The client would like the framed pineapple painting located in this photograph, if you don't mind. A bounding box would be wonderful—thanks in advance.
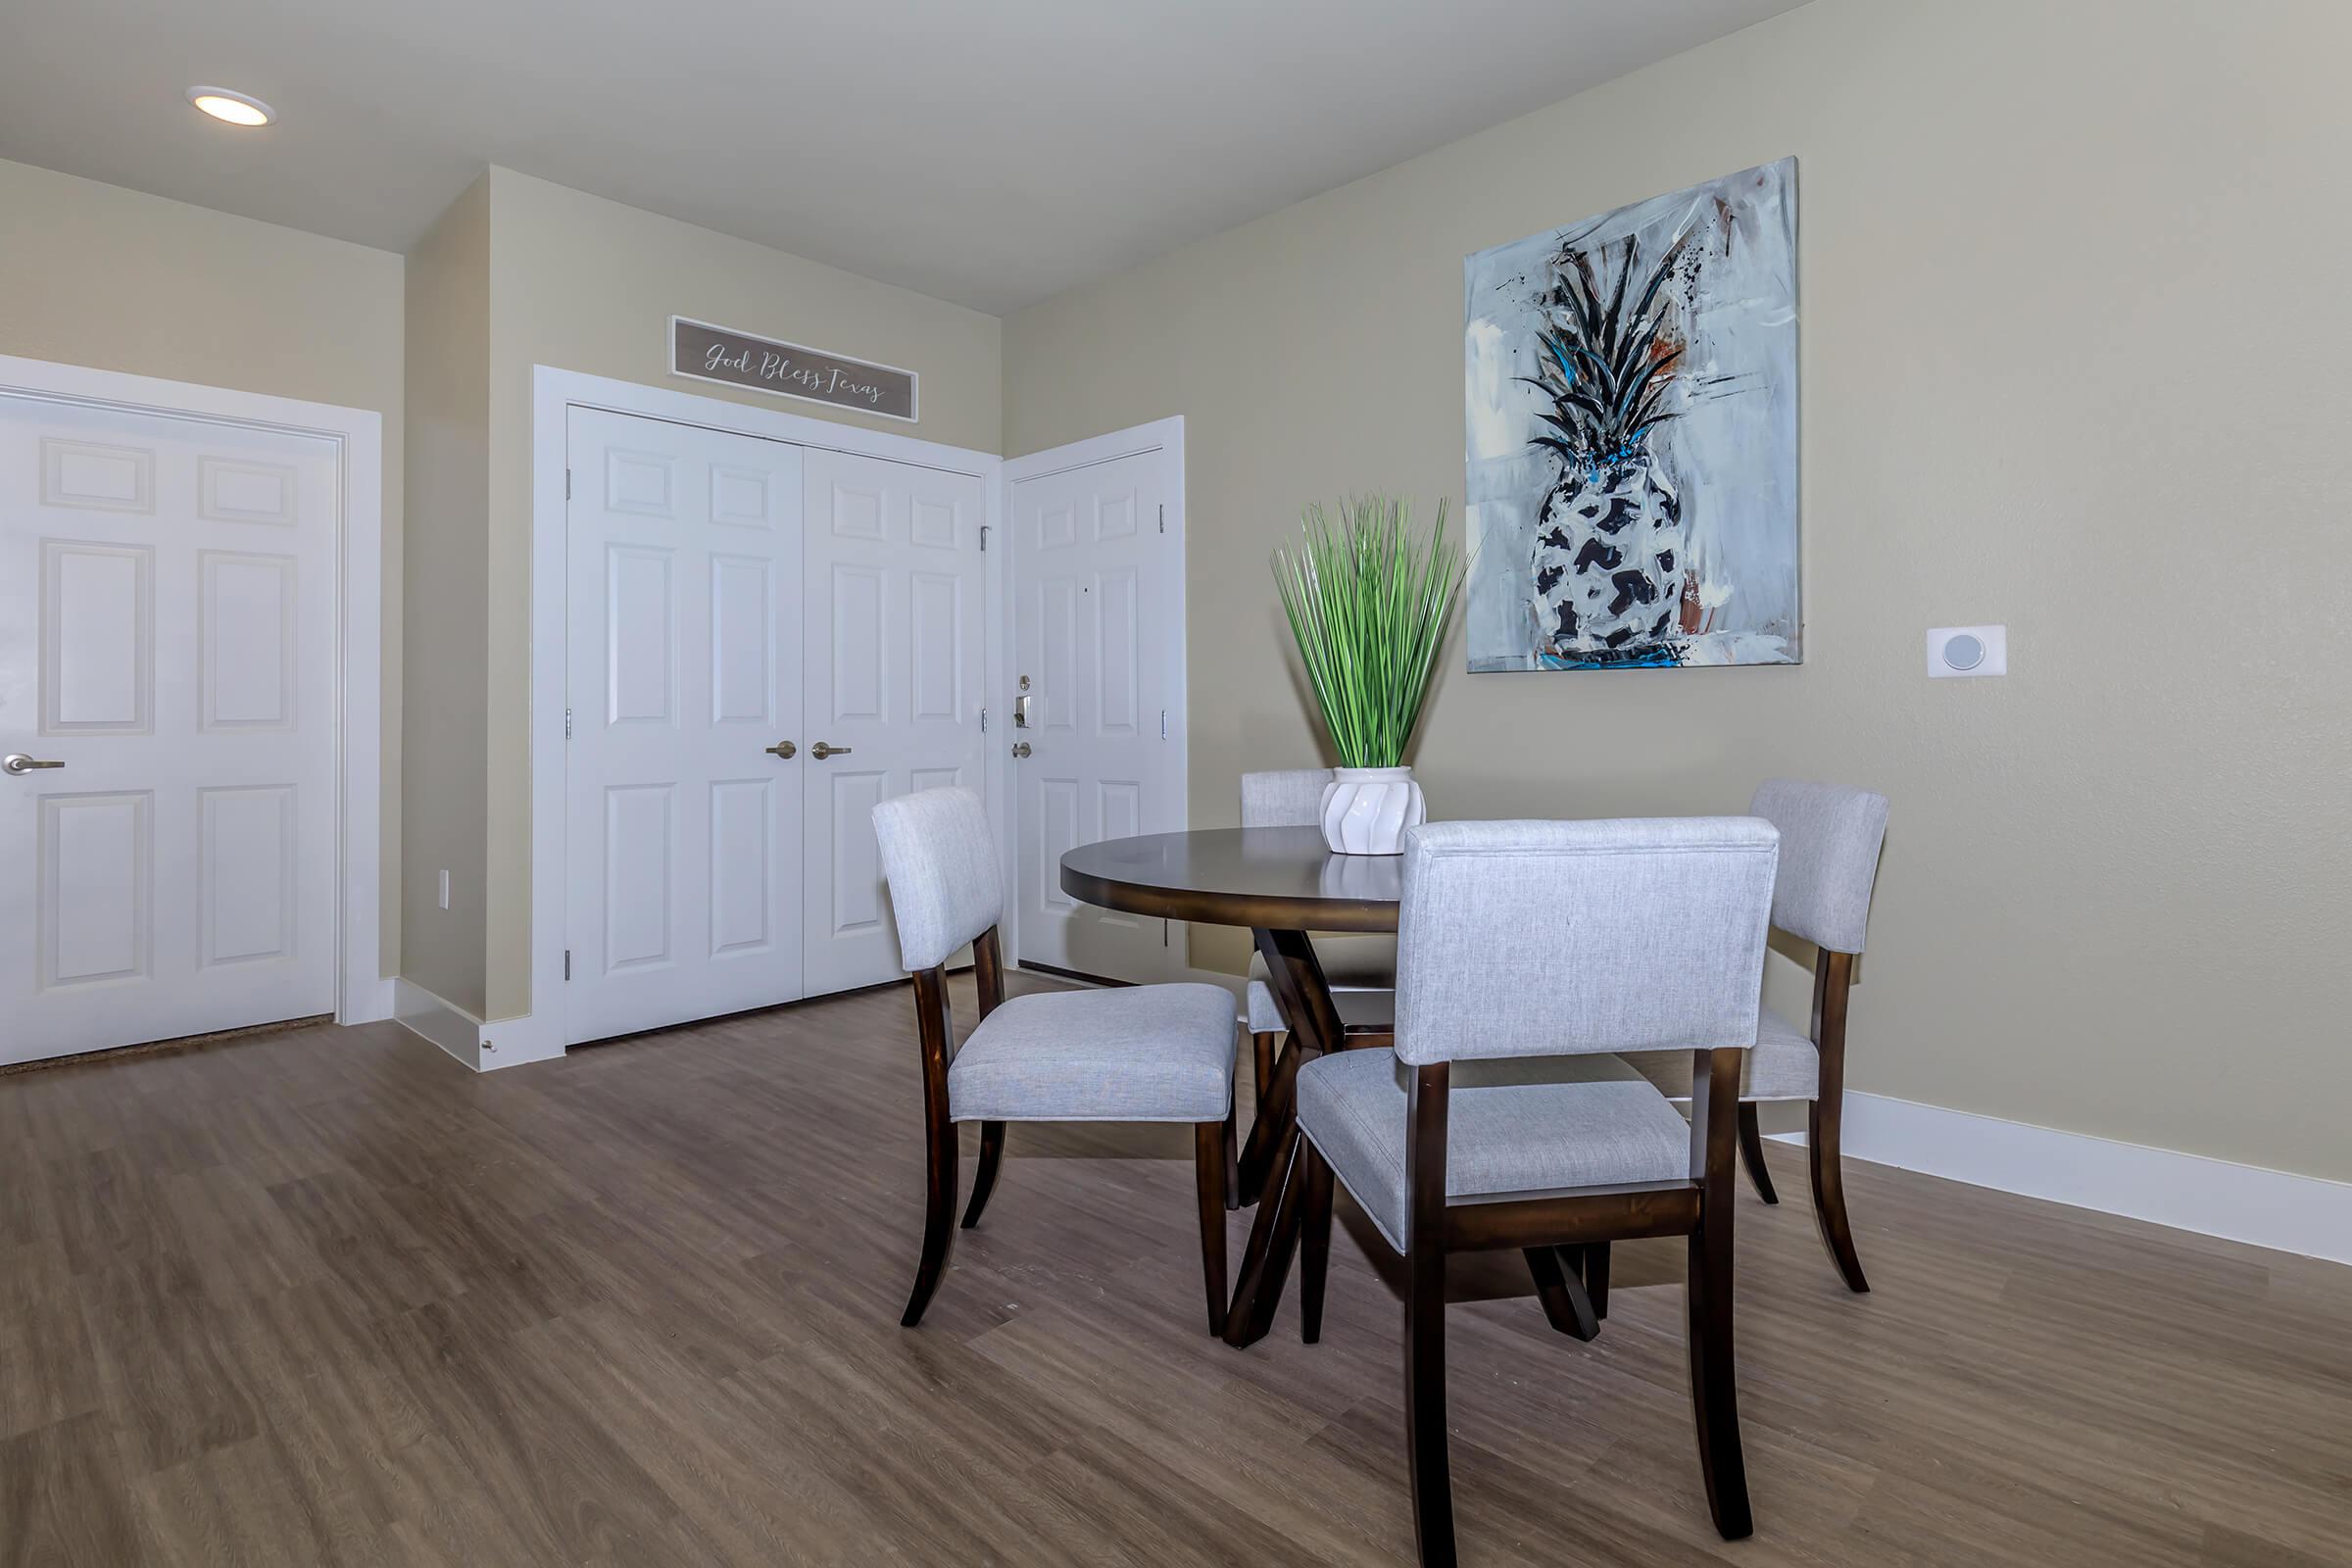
[1463,157,1798,670]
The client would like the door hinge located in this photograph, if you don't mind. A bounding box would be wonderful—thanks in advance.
[1162,918,1169,948]
[980,707,988,733]
[1157,504,1165,535]
[564,950,571,981]
[565,467,573,501]
[1160,709,1167,740]
[979,524,990,552]
[564,707,573,739]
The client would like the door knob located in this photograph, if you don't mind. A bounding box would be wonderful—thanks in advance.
[1010,742,1032,759]
[764,741,797,760]
[809,742,852,760]
[3,755,64,776]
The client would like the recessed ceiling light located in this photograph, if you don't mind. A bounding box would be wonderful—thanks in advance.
[187,86,274,127]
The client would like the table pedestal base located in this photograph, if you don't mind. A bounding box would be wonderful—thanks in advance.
[1226,927,1348,1348]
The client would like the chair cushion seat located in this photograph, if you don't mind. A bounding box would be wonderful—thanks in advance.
[1244,934,1397,1032]
[1620,1005,1818,1103]
[1296,1048,1692,1253]
[947,983,1237,1123]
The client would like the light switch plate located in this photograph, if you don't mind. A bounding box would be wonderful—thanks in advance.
[1927,624,2006,678]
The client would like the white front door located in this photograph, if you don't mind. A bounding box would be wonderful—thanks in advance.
[1007,438,1184,981]
[564,408,806,1043]
[0,396,338,1063]
[801,449,989,995]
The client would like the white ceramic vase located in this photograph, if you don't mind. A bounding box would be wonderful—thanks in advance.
[1318,766,1425,856]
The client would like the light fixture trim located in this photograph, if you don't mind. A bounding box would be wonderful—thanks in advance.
[187,86,274,127]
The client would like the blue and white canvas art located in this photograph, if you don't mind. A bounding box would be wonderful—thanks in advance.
[1463,158,1798,671]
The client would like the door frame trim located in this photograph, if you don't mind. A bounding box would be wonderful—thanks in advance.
[0,352,390,1034]
[998,416,1188,972]
[523,366,1005,1063]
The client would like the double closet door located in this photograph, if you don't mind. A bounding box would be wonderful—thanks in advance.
[564,407,987,1045]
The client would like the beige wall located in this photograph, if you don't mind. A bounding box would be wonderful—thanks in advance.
[465,169,1003,1018]
[0,158,408,981]
[1004,0,2352,1180]
[400,176,492,1015]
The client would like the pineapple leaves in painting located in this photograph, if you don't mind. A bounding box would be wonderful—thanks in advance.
[1526,230,1695,468]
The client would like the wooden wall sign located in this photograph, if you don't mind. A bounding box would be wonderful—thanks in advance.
[669,316,918,422]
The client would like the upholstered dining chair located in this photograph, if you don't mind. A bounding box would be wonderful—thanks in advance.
[1622,779,1889,1293]
[1291,817,1781,1564]
[872,787,1239,1334]
[1240,768,1397,1092]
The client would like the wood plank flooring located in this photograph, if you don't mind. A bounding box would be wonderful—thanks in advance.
[3,971,2347,1566]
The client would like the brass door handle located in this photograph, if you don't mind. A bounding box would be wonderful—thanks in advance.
[810,742,851,760]
[764,741,797,760]
[3,755,64,776]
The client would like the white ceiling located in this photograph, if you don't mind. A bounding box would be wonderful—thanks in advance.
[0,0,1806,316]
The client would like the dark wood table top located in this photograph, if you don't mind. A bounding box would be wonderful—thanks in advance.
[1058,827,1401,933]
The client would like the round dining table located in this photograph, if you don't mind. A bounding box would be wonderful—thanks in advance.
[1060,826,1400,1348]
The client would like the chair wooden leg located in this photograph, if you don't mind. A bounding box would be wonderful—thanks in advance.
[900,1113,958,1328]
[1808,1095,1871,1294]
[901,972,959,1330]
[1298,1139,1333,1345]
[1222,1099,1241,1212]
[1252,1031,1279,1100]
[1689,1048,1753,1541]
[1688,1210,1752,1538]
[1195,1120,1229,1337]
[1737,1103,1779,1205]
[959,1120,1005,1229]
[1405,1239,1456,1568]
[1525,1246,1599,1342]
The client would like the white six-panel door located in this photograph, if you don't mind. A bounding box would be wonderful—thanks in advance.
[0,397,338,1063]
[1009,446,1182,982]
[564,408,806,1043]
[801,449,989,995]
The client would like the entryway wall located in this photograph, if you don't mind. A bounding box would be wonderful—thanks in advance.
[0,156,407,987]
[399,167,1004,1036]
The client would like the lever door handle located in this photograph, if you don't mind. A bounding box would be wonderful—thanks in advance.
[809,742,852,760]
[1010,741,1032,759]
[764,741,797,760]
[3,755,64,776]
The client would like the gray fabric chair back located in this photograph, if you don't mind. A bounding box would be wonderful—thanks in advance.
[871,787,1004,972]
[1390,817,1780,1067]
[1240,768,1334,828]
[1748,779,1888,954]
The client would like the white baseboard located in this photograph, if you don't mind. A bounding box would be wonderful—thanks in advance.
[1771,1090,2352,1266]
[347,976,397,1025]
[392,978,484,1070]
[474,1009,564,1069]
[391,980,564,1073]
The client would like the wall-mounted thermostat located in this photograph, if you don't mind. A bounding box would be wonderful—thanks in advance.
[1927,624,2006,678]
